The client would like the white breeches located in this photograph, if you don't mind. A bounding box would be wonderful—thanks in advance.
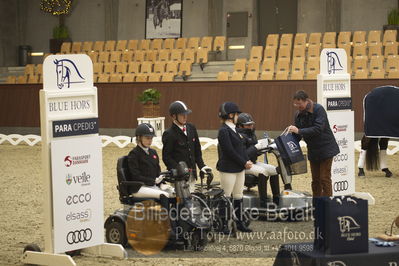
[132,185,172,199]
[219,170,245,199]
[380,150,388,169]
[357,149,367,168]
[245,162,277,176]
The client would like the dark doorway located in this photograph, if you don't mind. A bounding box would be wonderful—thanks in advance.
[257,0,298,46]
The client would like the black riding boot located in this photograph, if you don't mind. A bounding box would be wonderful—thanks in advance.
[258,174,268,208]
[270,175,280,206]
[219,197,232,234]
[233,199,252,232]
[382,168,393,177]
[159,195,175,238]
[284,183,292,190]
[358,168,365,176]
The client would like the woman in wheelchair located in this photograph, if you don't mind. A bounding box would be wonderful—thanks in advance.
[127,123,173,199]
[236,113,282,206]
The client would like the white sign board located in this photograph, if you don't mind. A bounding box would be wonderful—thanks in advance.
[25,54,125,265]
[329,111,355,195]
[43,54,93,91]
[317,48,355,197]
[51,136,104,253]
[317,49,351,107]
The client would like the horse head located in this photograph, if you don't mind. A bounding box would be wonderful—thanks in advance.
[53,59,85,89]
[54,59,64,89]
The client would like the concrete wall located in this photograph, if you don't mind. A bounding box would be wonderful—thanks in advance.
[182,0,208,37]
[117,0,145,40]
[0,0,398,66]
[0,0,19,66]
[222,0,256,60]
[65,0,108,42]
[298,0,326,33]
[298,0,397,33]
[341,0,397,31]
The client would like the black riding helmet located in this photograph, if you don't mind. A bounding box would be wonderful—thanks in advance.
[135,123,156,137]
[237,113,255,127]
[218,102,241,119]
[169,101,192,116]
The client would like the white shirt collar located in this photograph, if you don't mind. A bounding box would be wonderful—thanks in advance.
[138,143,149,154]
[225,121,236,132]
[173,121,187,135]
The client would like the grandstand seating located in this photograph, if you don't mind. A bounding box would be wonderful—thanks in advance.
[6,31,399,84]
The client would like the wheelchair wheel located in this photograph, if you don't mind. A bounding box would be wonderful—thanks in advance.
[187,230,208,251]
[105,220,127,247]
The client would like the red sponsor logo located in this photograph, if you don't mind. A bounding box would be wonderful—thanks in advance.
[64,156,72,167]
[332,124,348,133]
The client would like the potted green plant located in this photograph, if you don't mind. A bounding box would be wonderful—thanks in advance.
[137,88,161,117]
[40,0,74,53]
[383,8,399,41]
[50,21,71,53]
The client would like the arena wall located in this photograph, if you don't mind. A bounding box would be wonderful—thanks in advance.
[1,79,398,135]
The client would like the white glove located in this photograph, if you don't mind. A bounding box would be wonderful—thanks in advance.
[200,165,212,173]
[255,138,269,150]
[160,183,174,192]
[269,143,277,150]
[155,174,165,185]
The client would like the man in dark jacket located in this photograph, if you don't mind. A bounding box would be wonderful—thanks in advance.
[162,101,211,191]
[287,90,339,197]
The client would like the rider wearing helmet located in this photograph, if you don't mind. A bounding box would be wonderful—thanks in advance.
[236,113,282,206]
[217,102,252,233]
[127,123,172,199]
[162,100,212,191]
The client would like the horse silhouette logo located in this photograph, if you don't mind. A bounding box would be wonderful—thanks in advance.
[287,141,298,151]
[337,216,361,233]
[290,251,301,266]
[326,51,344,74]
[54,59,85,89]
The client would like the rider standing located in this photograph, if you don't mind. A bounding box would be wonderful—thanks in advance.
[162,101,212,191]
[217,102,253,233]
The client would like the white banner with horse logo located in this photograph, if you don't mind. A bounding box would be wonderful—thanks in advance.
[318,48,355,197]
[36,54,114,259]
[43,54,93,91]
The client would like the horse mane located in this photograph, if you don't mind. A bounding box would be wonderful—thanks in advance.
[56,59,85,80]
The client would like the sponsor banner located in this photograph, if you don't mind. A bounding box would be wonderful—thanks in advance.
[51,136,104,253]
[47,95,96,116]
[328,111,355,196]
[43,54,93,91]
[326,97,352,111]
[322,80,350,96]
[317,48,351,109]
[53,118,99,138]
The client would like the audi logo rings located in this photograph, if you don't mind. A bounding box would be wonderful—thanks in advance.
[333,181,349,192]
[66,228,92,244]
